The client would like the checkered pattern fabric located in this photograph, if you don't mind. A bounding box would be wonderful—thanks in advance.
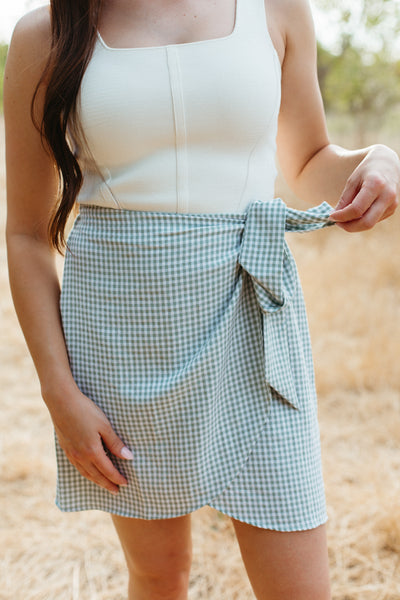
[55,198,335,531]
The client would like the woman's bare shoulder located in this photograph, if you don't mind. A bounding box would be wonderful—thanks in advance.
[267,0,313,21]
[266,0,316,61]
[266,0,315,38]
[7,5,52,75]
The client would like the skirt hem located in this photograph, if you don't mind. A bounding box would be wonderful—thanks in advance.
[54,498,329,533]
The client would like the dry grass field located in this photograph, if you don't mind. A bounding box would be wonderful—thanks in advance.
[1,114,400,599]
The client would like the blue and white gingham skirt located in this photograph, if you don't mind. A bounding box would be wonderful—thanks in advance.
[55,198,335,531]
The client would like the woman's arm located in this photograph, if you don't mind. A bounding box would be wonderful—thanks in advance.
[270,0,400,231]
[5,8,132,494]
[5,9,73,401]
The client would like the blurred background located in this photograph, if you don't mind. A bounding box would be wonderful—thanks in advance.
[1,1,400,598]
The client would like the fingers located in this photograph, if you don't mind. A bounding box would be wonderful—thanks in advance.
[52,396,135,495]
[62,432,132,494]
[330,173,398,231]
[334,189,397,232]
[73,463,119,494]
[76,459,125,495]
[92,436,130,487]
[332,175,360,213]
[101,422,134,460]
[330,173,386,222]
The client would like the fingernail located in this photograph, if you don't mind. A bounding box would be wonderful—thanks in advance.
[120,483,128,487]
[121,446,134,460]
[110,489,119,496]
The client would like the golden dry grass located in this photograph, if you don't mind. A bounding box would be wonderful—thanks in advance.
[1,114,400,599]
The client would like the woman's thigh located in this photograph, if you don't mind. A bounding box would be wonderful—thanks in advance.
[110,513,193,578]
[231,518,331,600]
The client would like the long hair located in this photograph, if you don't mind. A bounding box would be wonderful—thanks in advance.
[32,0,102,254]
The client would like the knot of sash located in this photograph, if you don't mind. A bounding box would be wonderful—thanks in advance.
[238,198,335,410]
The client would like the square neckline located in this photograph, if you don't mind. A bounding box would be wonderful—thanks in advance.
[96,0,239,51]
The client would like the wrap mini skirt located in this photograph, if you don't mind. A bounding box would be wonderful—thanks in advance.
[55,197,335,531]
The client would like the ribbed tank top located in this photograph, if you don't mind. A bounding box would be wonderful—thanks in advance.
[74,0,282,213]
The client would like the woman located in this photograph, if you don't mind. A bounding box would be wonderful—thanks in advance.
[4,0,399,598]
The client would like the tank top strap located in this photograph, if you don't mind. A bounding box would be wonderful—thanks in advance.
[236,0,272,41]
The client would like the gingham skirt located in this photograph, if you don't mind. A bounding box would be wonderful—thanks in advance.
[56,198,335,531]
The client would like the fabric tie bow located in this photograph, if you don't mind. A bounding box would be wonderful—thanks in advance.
[238,198,335,409]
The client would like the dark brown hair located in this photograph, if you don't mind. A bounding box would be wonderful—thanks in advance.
[32,0,102,253]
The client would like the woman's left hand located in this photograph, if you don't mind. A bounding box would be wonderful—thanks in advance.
[329,144,400,232]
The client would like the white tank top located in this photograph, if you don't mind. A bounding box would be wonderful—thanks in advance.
[74,0,281,213]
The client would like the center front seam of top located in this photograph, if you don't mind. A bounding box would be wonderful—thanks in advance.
[166,46,189,213]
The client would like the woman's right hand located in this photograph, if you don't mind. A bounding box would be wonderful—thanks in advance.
[44,385,134,495]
